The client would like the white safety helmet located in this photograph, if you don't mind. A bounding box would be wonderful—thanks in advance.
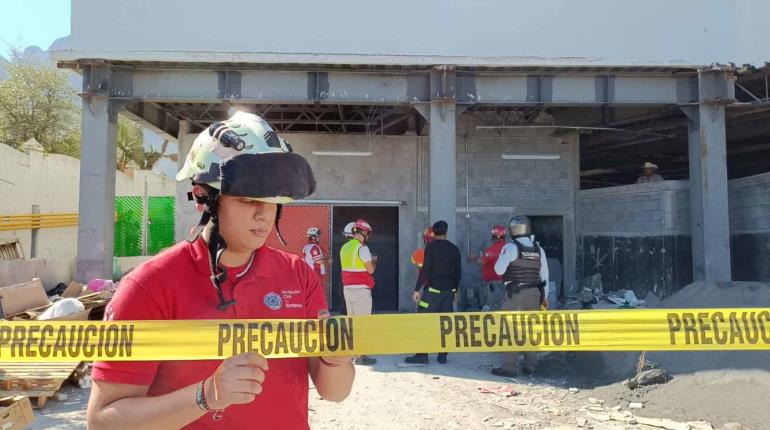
[307,227,321,238]
[343,222,355,238]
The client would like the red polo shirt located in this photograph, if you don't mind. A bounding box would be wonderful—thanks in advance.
[92,237,328,429]
[480,240,506,282]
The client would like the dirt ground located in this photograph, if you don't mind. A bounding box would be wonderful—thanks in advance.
[30,352,761,430]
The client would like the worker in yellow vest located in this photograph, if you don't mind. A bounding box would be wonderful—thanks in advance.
[340,219,377,365]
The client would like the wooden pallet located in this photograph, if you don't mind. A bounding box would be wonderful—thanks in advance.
[0,361,86,408]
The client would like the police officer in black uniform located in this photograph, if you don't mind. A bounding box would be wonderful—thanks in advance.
[491,215,549,377]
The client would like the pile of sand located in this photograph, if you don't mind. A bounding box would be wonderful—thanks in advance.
[649,281,770,375]
[583,281,770,429]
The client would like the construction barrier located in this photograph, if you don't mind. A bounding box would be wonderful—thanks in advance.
[0,309,769,362]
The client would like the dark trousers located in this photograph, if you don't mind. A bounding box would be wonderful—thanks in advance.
[415,287,455,360]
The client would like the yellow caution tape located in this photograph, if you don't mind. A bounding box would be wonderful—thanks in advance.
[0,309,769,362]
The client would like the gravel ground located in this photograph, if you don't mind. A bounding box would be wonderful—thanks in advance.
[30,352,757,429]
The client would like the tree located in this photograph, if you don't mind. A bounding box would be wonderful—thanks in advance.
[116,116,144,171]
[0,52,169,170]
[0,54,80,157]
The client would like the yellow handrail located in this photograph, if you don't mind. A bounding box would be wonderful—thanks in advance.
[0,213,79,231]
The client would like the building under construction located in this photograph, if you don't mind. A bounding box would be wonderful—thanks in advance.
[53,0,770,311]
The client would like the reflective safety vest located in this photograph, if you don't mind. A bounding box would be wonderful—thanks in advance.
[340,239,375,289]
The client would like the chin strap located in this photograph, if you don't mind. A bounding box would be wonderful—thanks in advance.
[275,204,287,246]
[191,188,237,311]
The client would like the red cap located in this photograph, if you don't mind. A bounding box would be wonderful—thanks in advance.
[491,225,506,238]
[353,219,372,233]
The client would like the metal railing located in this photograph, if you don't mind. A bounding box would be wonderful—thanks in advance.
[0,214,79,232]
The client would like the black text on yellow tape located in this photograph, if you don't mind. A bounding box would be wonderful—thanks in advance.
[667,310,770,346]
[216,319,353,357]
[1,309,769,362]
[438,313,580,349]
[0,323,135,359]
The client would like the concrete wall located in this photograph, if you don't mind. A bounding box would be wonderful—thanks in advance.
[578,181,691,236]
[1,143,174,272]
[1,144,80,260]
[58,0,769,66]
[576,181,693,298]
[576,172,770,296]
[729,172,770,281]
[419,113,579,307]
[0,256,154,291]
[0,259,75,290]
[174,120,579,311]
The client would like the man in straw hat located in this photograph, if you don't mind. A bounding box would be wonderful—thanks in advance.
[636,161,664,183]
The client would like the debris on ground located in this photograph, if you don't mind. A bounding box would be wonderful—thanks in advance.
[0,395,35,429]
[477,386,520,397]
[626,369,671,390]
[0,277,111,410]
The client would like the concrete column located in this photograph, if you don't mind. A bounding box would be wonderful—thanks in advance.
[428,66,458,241]
[75,96,118,282]
[174,120,198,242]
[564,132,580,295]
[685,70,733,281]
[429,102,457,241]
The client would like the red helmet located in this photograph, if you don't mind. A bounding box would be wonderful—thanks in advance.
[422,227,435,242]
[491,225,506,238]
[352,219,372,234]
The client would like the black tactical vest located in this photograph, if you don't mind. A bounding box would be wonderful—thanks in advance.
[501,241,542,285]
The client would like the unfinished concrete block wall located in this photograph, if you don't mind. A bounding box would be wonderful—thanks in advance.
[576,181,693,298]
[419,113,579,308]
[729,171,770,281]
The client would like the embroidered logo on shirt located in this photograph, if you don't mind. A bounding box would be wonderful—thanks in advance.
[281,290,304,309]
[263,292,283,310]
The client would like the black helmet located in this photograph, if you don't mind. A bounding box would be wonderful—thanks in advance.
[508,215,531,238]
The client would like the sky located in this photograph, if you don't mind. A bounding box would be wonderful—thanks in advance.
[0,1,176,177]
[0,0,70,54]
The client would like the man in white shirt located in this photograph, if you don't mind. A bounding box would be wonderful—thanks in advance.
[492,215,549,377]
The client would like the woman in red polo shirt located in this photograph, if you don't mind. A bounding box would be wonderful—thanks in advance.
[87,112,355,429]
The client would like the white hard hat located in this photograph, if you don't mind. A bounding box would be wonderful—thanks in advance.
[343,222,355,237]
[307,227,321,237]
[643,162,658,170]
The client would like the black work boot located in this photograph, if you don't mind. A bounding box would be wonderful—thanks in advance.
[404,354,429,364]
[355,355,377,365]
[491,367,520,377]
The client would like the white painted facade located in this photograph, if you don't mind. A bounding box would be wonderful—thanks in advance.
[54,0,769,66]
[0,143,174,260]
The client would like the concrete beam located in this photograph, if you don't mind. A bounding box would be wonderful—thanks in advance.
[76,72,118,281]
[467,74,698,105]
[106,67,703,107]
[684,70,733,282]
